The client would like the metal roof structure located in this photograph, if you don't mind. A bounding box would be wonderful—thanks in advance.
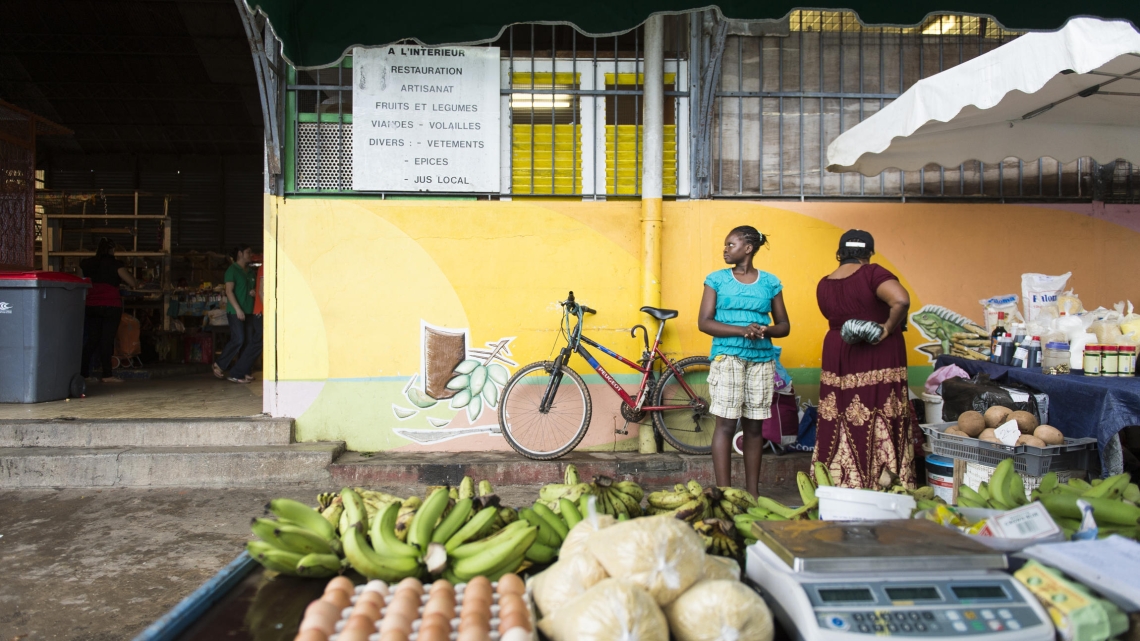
[0,0,262,158]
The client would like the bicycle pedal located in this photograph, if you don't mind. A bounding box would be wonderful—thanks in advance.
[614,423,629,436]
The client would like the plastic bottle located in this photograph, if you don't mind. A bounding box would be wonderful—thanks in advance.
[1041,342,1070,374]
[1023,337,1042,370]
[997,335,1015,366]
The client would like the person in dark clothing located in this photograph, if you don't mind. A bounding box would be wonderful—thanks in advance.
[79,238,137,382]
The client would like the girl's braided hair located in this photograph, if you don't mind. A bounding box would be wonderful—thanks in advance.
[729,225,767,256]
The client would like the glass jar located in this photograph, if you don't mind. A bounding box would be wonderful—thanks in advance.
[1041,342,1071,374]
[1120,346,1136,376]
[1102,345,1120,377]
[1083,345,1102,376]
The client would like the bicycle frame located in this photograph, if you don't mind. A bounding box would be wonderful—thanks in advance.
[538,304,703,413]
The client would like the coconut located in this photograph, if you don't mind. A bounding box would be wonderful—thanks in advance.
[1017,434,1047,448]
[1033,425,1064,445]
[984,406,1013,430]
[957,411,986,437]
[1009,410,1039,434]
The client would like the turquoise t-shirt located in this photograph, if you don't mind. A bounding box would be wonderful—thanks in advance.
[704,269,783,362]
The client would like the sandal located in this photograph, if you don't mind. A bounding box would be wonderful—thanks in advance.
[227,376,251,384]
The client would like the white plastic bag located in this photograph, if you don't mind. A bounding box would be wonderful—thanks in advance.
[665,580,775,641]
[530,552,608,618]
[586,515,707,605]
[1021,273,1071,322]
[978,294,1023,333]
[702,555,741,581]
[560,511,615,558]
[538,578,669,641]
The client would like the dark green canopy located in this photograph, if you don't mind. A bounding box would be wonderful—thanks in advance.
[246,0,1139,68]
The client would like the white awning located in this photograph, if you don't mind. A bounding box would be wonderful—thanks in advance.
[826,18,1140,175]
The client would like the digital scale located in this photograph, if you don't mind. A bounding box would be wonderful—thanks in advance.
[745,519,1054,641]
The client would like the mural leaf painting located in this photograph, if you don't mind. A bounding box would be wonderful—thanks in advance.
[393,325,517,445]
[910,304,991,363]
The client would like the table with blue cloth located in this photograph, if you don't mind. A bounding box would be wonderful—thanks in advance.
[934,355,1140,475]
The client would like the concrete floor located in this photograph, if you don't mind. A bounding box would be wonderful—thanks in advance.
[0,484,574,640]
[0,373,263,420]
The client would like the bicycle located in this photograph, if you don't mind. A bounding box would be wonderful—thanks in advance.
[496,291,714,460]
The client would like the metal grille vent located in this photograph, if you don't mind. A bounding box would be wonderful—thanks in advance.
[297,123,353,190]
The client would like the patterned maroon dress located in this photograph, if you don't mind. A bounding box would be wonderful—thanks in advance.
[813,264,917,489]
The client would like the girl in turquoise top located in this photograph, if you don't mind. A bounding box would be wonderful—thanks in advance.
[698,226,791,497]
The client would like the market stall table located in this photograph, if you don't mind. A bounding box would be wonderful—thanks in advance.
[934,355,1140,475]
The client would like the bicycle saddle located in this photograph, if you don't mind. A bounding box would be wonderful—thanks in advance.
[640,306,678,320]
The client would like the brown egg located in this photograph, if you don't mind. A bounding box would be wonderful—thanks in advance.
[336,630,372,641]
[343,614,379,633]
[496,574,524,596]
[299,600,341,636]
[351,599,382,621]
[461,591,491,613]
[396,577,424,594]
[293,629,329,641]
[429,580,455,594]
[325,576,355,594]
[467,576,491,592]
[500,609,531,633]
[423,598,455,619]
[459,610,491,633]
[390,592,421,614]
[418,620,451,641]
[380,610,414,635]
[456,628,490,641]
[377,630,409,641]
[320,588,352,611]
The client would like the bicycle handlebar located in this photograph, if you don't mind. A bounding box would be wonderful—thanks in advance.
[561,291,597,315]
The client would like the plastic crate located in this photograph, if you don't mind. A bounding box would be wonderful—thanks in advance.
[922,423,1097,476]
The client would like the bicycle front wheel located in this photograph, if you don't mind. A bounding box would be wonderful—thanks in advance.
[652,356,714,454]
[498,361,592,460]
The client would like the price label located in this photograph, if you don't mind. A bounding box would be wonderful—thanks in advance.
[995,419,1021,446]
[985,502,1060,539]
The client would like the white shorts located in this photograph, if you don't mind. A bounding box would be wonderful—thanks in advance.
[707,355,775,421]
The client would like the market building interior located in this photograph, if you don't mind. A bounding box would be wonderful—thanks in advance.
[0,0,265,419]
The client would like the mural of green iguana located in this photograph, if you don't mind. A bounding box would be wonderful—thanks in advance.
[910,304,991,363]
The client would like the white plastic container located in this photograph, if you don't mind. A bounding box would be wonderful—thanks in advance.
[816,485,915,521]
[921,392,943,425]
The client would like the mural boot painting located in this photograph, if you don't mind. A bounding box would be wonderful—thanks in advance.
[910,305,990,362]
[391,323,517,445]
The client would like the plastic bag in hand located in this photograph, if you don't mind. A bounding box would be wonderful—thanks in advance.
[665,579,775,641]
[841,319,883,344]
[538,578,668,641]
[586,515,706,605]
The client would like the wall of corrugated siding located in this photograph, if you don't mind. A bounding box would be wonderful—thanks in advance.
[45,154,263,253]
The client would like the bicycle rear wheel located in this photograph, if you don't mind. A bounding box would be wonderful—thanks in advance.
[652,356,714,454]
[498,361,592,460]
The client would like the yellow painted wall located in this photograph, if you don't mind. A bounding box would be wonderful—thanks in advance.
[264,197,1140,452]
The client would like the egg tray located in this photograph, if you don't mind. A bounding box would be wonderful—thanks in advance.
[328,581,539,641]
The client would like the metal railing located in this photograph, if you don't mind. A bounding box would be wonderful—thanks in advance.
[709,10,1102,200]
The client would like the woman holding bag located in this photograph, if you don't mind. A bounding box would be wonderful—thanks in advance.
[813,229,917,489]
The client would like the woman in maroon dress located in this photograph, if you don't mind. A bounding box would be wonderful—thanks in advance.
[813,230,917,489]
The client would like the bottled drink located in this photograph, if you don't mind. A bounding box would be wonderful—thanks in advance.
[990,312,1008,363]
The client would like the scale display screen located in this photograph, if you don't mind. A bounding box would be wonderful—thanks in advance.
[885,587,942,601]
[818,588,875,603]
[953,586,1009,600]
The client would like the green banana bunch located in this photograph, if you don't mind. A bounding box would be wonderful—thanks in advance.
[797,471,817,506]
[694,518,740,558]
[448,523,538,582]
[1031,472,1140,539]
[814,462,834,487]
[458,476,475,500]
[248,496,344,577]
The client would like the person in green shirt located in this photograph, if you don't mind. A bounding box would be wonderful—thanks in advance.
[212,245,257,383]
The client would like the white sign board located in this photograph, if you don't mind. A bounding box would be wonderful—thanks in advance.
[352,45,500,192]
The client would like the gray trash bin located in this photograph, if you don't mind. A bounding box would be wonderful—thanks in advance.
[0,271,91,403]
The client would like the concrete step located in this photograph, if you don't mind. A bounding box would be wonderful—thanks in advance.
[0,417,294,448]
[330,450,812,490]
[0,442,345,488]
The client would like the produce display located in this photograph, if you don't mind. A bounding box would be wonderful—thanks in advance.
[944,408,1062,447]
[294,573,533,641]
[534,514,773,641]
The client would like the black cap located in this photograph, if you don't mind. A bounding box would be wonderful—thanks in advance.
[839,229,874,253]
